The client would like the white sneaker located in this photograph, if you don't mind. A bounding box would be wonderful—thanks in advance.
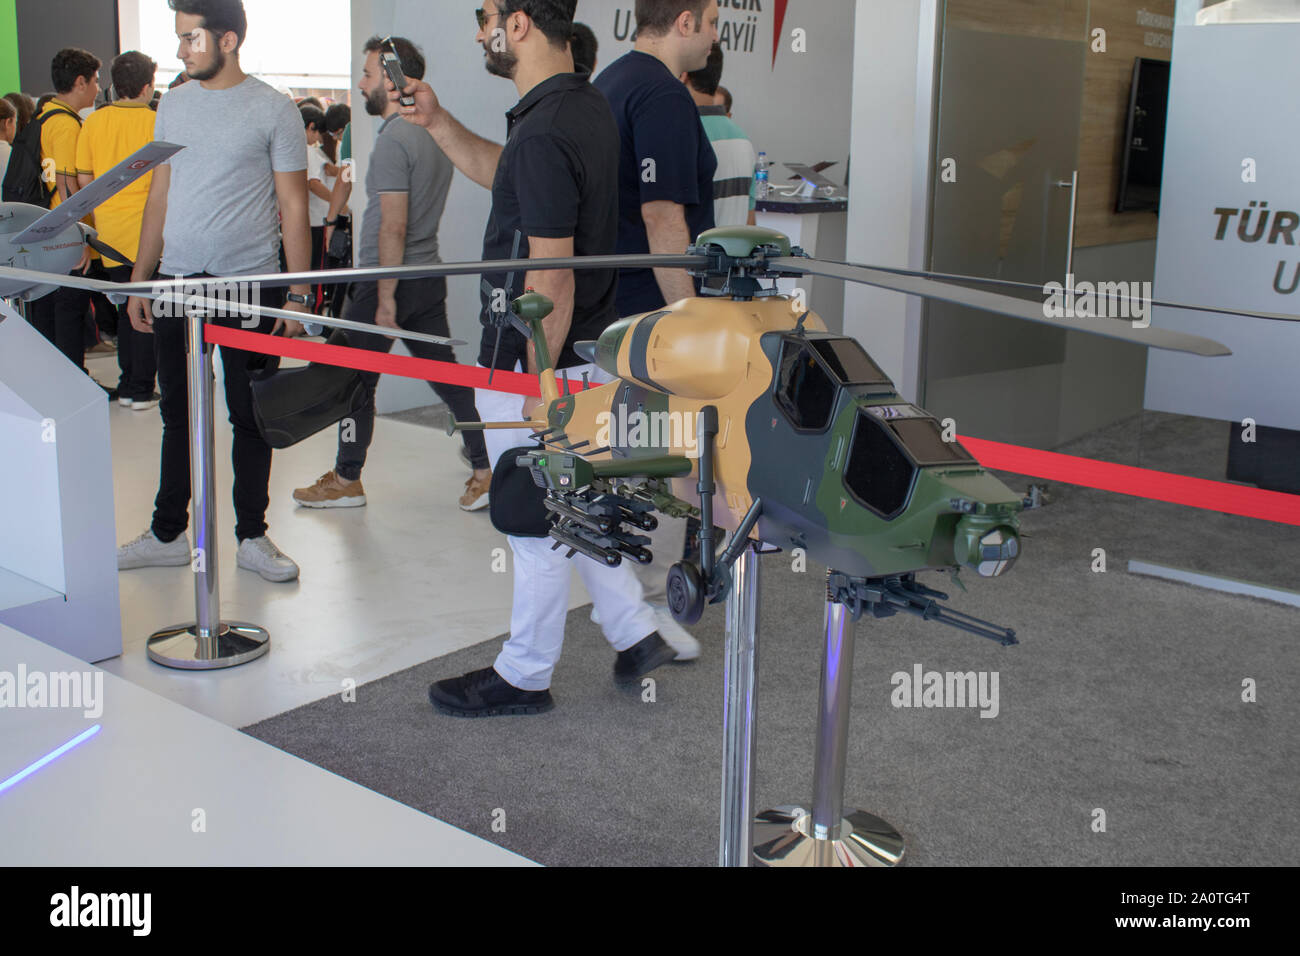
[652,604,701,661]
[117,529,191,570]
[236,535,300,582]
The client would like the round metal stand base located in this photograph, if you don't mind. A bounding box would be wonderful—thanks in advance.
[146,622,270,670]
[752,805,905,867]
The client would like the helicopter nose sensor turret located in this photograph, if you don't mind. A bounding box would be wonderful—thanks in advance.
[954,518,1021,577]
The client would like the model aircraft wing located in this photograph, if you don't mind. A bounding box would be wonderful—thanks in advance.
[768,257,1232,357]
[8,142,183,246]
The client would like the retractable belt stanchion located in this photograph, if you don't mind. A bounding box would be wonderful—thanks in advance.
[146,309,270,669]
[718,542,760,867]
[751,574,905,867]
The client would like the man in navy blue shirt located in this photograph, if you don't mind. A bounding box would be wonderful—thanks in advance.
[397,0,688,716]
[593,0,718,656]
[593,0,719,319]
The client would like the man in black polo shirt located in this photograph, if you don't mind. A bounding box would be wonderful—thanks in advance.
[593,0,719,656]
[399,0,685,716]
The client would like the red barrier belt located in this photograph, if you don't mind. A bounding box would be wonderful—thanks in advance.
[204,323,545,396]
[962,436,1300,527]
[206,326,1300,526]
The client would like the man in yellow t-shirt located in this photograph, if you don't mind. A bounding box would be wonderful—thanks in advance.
[77,51,159,408]
[28,48,100,377]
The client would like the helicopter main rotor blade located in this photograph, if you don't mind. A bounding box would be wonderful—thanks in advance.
[803,256,1300,325]
[97,253,704,296]
[770,257,1233,357]
[0,265,465,348]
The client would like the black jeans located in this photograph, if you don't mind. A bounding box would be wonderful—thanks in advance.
[27,281,90,372]
[335,277,489,479]
[151,275,285,543]
[105,264,158,400]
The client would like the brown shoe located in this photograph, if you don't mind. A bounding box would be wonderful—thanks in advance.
[293,470,366,509]
[459,472,491,512]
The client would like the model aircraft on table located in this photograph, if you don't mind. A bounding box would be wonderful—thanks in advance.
[6,206,1292,645]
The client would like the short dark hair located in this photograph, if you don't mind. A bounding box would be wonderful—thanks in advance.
[498,0,577,49]
[718,84,732,114]
[51,48,102,95]
[685,42,722,96]
[300,104,325,131]
[324,103,351,134]
[112,51,157,100]
[3,92,34,131]
[363,35,426,82]
[168,0,248,52]
[297,95,324,110]
[570,22,597,73]
[636,0,707,36]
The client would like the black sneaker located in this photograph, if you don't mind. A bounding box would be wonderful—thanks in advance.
[613,632,678,685]
[429,665,554,717]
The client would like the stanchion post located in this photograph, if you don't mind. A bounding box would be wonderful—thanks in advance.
[188,307,221,644]
[719,542,760,867]
[146,308,270,669]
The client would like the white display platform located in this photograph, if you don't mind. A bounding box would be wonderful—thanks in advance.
[0,301,121,662]
[0,622,533,866]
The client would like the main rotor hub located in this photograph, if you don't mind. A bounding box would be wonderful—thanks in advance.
[685,225,807,299]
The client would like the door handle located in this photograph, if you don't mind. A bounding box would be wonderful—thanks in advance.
[1055,170,1078,284]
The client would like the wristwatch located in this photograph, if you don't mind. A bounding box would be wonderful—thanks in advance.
[286,292,310,306]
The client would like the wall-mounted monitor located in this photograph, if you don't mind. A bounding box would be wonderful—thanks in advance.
[1116,57,1171,214]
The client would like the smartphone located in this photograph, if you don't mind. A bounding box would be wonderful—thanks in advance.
[379,38,415,107]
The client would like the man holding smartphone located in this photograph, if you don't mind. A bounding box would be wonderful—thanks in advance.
[116,0,311,582]
[292,35,491,511]
[399,0,688,716]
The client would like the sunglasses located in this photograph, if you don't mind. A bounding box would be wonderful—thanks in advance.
[475,7,504,29]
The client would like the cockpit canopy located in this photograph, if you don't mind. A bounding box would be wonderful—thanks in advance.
[772,333,978,519]
[773,334,890,431]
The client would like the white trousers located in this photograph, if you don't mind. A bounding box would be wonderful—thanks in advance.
[477,363,657,691]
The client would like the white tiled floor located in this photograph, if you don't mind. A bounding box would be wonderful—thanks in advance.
[0,623,534,866]
[88,350,592,729]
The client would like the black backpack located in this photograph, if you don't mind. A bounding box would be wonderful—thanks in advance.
[1,105,81,207]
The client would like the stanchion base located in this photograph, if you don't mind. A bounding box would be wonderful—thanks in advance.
[146,622,270,670]
[752,805,905,867]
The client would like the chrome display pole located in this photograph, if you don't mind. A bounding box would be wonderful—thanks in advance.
[146,309,269,669]
[752,580,905,867]
[718,543,760,867]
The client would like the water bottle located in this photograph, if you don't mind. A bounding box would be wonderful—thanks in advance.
[755,151,769,201]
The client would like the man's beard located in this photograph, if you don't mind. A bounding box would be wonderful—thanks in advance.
[363,84,388,116]
[187,48,226,82]
[483,42,517,79]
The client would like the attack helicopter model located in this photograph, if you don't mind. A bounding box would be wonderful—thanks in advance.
[5,209,1286,644]
[439,225,1264,644]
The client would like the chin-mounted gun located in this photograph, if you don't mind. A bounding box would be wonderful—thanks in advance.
[826,571,1018,646]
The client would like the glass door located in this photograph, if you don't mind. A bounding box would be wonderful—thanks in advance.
[922,0,1090,448]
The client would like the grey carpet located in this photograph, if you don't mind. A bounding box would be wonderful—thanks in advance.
[245,409,1300,865]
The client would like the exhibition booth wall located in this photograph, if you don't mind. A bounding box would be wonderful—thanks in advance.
[349,0,858,413]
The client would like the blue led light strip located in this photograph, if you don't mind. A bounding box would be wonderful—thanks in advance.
[0,724,101,794]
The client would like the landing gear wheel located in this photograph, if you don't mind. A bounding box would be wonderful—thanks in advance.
[667,561,705,625]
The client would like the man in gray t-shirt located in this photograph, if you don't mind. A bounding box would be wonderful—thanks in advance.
[358,112,451,267]
[291,35,492,514]
[118,1,312,584]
